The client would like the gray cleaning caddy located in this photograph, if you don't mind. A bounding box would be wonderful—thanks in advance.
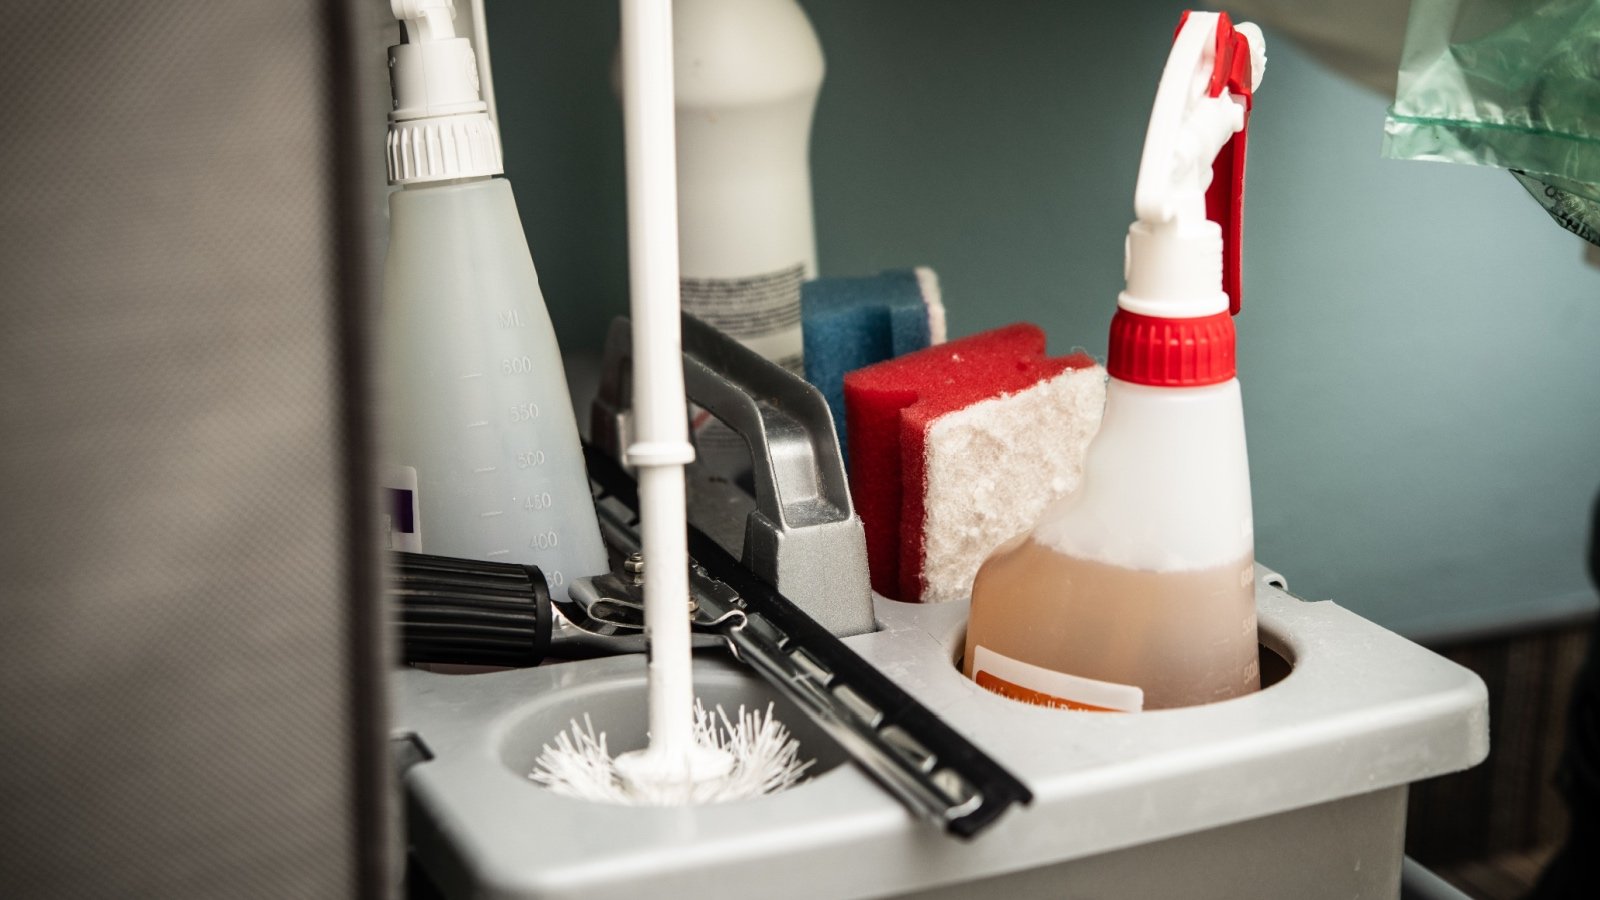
[396,567,1487,899]
[394,322,1488,899]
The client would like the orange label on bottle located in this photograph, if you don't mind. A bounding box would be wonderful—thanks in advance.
[972,645,1143,713]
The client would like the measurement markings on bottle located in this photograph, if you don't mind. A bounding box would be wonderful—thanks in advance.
[501,356,533,375]
[529,531,559,550]
[480,510,504,518]
[485,549,511,558]
[516,450,546,468]
[522,492,553,511]
[460,372,485,379]
[509,402,540,422]
[497,309,524,328]
[465,420,490,428]
[473,465,498,474]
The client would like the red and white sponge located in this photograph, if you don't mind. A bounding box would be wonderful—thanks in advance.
[844,324,1105,603]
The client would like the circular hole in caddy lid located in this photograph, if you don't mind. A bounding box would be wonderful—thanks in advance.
[499,660,851,803]
[952,635,1293,712]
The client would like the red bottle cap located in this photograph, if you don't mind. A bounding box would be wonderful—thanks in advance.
[1107,308,1236,386]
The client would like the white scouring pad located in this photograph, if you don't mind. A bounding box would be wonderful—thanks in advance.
[919,365,1106,604]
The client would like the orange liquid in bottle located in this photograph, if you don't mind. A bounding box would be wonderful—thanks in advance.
[963,537,1259,710]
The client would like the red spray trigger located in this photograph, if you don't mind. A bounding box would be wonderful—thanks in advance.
[1203,13,1253,316]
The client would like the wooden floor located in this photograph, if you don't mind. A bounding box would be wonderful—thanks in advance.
[1433,844,1560,900]
[1406,620,1593,900]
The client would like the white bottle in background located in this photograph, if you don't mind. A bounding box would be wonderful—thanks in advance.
[673,0,824,375]
[965,13,1267,711]
[379,0,606,601]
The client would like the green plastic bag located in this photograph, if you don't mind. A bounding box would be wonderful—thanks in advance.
[1383,0,1600,245]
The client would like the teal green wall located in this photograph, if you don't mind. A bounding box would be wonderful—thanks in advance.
[486,0,1600,641]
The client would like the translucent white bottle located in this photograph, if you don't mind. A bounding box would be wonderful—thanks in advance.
[379,0,605,601]
[965,13,1267,711]
[963,378,1260,711]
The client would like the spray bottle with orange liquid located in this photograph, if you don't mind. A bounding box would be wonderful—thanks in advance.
[964,11,1266,711]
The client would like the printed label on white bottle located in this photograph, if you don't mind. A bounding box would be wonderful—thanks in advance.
[382,466,423,553]
[682,264,806,475]
[680,264,806,373]
[972,645,1144,712]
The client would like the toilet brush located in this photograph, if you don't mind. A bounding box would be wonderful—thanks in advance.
[530,0,810,806]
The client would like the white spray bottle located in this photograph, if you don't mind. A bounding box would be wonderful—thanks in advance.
[379,0,607,602]
[964,12,1265,711]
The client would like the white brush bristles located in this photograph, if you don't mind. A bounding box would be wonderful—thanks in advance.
[530,701,812,806]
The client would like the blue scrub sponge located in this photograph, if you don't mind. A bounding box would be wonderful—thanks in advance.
[802,267,945,460]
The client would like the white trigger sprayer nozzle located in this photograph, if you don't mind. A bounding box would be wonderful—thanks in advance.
[394,0,459,44]
[1121,12,1264,319]
[385,0,501,184]
[1132,16,1262,227]
[387,0,489,124]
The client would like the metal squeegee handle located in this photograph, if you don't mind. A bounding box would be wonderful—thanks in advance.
[692,567,984,829]
[585,443,1033,838]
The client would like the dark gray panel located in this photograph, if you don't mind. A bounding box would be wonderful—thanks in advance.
[0,2,389,897]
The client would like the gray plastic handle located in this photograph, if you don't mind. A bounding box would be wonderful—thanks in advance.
[591,314,875,638]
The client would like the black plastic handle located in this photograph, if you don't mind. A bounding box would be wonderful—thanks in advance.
[392,552,552,669]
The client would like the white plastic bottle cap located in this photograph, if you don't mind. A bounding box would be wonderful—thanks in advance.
[386,0,503,185]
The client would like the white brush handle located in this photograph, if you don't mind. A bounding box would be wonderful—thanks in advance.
[620,0,698,768]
